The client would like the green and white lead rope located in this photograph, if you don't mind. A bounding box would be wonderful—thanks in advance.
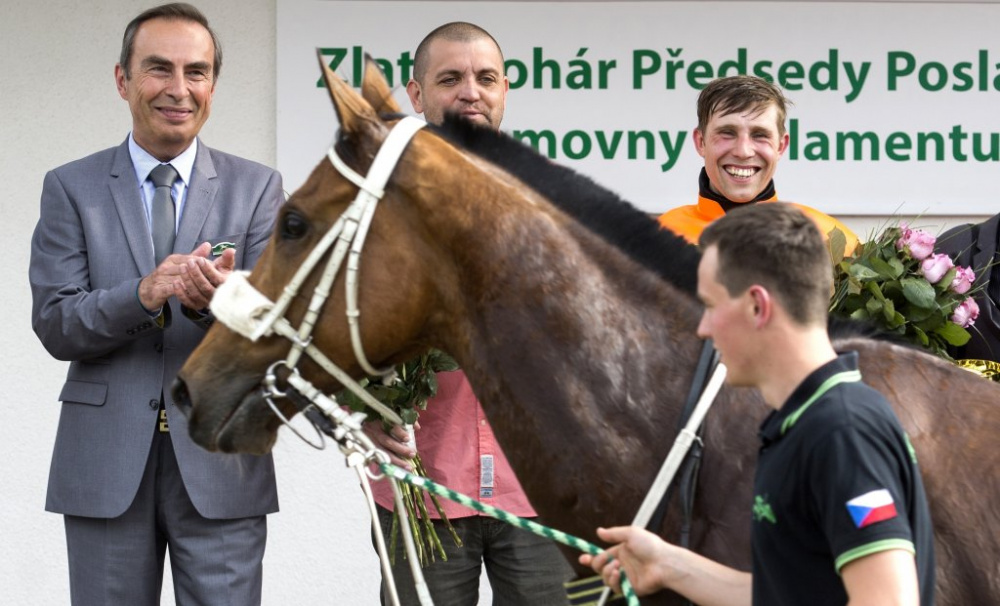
[379,461,640,606]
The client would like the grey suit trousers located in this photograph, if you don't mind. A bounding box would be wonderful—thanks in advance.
[64,429,267,606]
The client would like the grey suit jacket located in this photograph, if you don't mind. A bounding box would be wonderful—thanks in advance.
[30,138,283,519]
[937,213,1000,362]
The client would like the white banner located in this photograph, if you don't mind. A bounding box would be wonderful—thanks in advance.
[278,1,1000,215]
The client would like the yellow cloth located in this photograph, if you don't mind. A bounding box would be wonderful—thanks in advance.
[955,359,1000,382]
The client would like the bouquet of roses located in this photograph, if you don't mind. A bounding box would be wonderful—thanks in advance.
[828,224,980,360]
[336,349,462,566]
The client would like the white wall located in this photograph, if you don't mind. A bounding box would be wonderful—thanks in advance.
[0,1,988,605]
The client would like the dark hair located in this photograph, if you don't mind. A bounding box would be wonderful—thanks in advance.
[119,3,222,80]
[696,75,791,137]
[412,21,503,83]
[699,203,832,326]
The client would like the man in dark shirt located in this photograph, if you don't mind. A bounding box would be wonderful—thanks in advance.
[582,204,934,605]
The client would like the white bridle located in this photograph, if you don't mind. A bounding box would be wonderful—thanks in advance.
[210,116,427,431]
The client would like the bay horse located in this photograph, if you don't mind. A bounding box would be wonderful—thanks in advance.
[174,60,1000,604]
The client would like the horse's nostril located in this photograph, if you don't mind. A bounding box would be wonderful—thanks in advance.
[171,378,192,417]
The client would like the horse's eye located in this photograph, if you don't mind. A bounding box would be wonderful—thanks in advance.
[280,212,309,240]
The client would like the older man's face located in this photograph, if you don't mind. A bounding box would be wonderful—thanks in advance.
[115,17,216,161]
[407,37,508,130]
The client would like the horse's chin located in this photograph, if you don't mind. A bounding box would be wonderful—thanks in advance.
[193,389,282,456]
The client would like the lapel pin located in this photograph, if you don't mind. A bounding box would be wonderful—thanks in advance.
[212,242,236,256]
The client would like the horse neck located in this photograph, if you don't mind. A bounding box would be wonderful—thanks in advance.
[406,155,707,499]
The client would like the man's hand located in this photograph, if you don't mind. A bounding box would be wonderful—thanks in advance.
[172,241,236,310]
[138,252,199,312]
[580,526,671,597]
[580,526,752,606]
[362,420,418,470]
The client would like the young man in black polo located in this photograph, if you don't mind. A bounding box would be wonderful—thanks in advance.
[581,203,934,605]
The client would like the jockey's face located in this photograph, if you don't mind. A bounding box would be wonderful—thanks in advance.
[696,245,762,387]
[693,103,789,204]
[407,37,508,131]
[115,17,216,161]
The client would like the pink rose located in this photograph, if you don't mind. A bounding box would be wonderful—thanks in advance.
[950,265,976,295]
[952,297,980,328]
[895,226,936,261]
[920,253,954,284]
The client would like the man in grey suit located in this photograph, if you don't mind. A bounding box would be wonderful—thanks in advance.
[29,4,282,604]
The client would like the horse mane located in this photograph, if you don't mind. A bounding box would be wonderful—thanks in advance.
[393,115,905,352]
[430,113,702,296]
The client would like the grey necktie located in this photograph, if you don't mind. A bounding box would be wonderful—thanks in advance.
[149,163,179,264]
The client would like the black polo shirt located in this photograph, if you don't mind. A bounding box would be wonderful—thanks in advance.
[751,352,935,605]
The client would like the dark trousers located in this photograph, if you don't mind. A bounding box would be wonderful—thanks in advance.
[63,430,267,606]
[376,505,573,606]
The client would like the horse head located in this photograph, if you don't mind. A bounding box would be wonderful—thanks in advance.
[174,57,462,454]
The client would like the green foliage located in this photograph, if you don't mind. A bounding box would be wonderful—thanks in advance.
[338,349,459,426]
[828,226,972,360]
[335,349,462,567]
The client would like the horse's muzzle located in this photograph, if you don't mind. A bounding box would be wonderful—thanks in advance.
[171,378,192,419]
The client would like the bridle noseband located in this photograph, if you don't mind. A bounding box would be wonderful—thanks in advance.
[210,116,427,437]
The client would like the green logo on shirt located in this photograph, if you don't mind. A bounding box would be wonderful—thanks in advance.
[753,495,777,524]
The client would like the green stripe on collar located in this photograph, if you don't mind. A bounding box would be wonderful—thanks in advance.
[780,370,862,435]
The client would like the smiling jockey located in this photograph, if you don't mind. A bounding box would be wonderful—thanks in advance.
[657,75,859,253]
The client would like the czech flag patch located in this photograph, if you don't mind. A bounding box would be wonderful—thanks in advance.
[846,489,898,528]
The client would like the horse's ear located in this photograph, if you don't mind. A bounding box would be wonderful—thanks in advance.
[317,49,379,135]
[361,54,402,115]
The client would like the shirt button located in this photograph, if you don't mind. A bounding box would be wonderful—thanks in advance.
[154,343,163,352]
[480,419,487,426]
[149,399,159,410]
